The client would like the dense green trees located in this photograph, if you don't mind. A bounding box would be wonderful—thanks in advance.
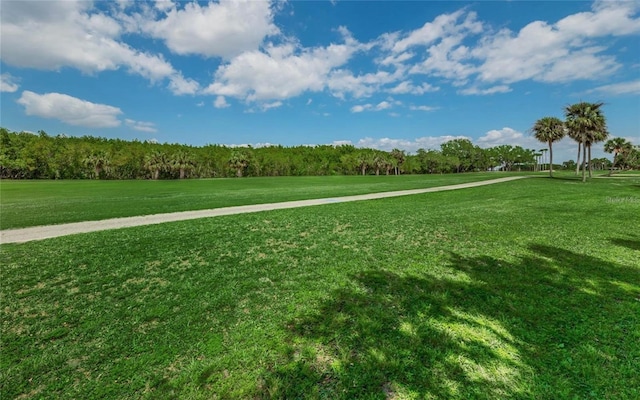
[0,127,541,180]
[604,137,636,175]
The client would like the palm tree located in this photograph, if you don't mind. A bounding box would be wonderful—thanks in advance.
[390,148,405,175]
[531,117,565,177]
[170,150,194,179]
[83,151,109,179]
[587,128,609,178]
[144,151,168,180]
[355,151,373,176]
[229,149,249,177]
[604,137,632,176]
[564,102,607,182]
[372,153,388,176]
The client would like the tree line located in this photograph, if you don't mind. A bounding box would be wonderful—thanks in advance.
[1,127,547,180]
[531,101,639,180]
[2,121,636,180]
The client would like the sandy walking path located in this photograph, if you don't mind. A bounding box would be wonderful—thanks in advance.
[1,176,528,244]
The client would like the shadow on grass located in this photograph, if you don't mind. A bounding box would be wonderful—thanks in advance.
[257,244,639,399]
[610,237,640,251]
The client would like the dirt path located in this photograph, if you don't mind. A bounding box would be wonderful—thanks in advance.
[1,176,528,244]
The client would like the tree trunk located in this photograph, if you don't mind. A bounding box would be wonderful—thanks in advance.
[549,143,553,178]
[575,142,581,176]
[609,152,616,176]
[180,168,185,179]
[581,140,587,182]
[236,168,242,178]
[588,145,592,178]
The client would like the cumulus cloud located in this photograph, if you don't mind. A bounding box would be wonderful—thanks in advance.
[391,10,483,53]
[214,96,230,108]
[167,74,199,95]
[375,1,640,94]
[204,36,362,103]
[388,81,439,95]
[470,2,640,84]
[17,91,122,128]
[335,135,470,153]
[125,118,157,133]
[0,0,195,95]
[409,105,439,112]
[586,80,640,96]
[350,100,397,113]
[477,127,530,147]
[2,0,639,109]
[142,0,279,59]
[458,85,512,96]
[260,101,283,111]
[0,73,19,92]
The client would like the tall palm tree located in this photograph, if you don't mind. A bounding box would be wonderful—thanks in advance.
[604,137,632,176]
[564,102,607,182]
[531,117,565,177]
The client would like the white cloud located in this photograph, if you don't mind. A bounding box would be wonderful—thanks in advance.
[373,2,640,93]
[214,96,230,108]
[458,85,512,96]
[17,91,122,128]
[586,79,640,96]
[0,73,19,92]
[142,0,279,59]
[125,118,157,133]
[167,74,199,95]
[0,1,193,95]
[334,135,470,153]
[350,100,396,113]
[154,1,175,12]
[261,101,283,111]
[382,9,482,86]
[556,1,640,37]
[350,104,370,113]
[477,127,530,147]
[409,105,439,112]
[391,10,483,53]
[471,2,640,84]
[388,81,439,95]
[204,37,361,103]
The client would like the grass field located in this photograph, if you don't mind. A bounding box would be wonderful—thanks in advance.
[1,174,639,399]
[0,173,528,230]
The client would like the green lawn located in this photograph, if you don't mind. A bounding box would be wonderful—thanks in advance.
[0,173,527,230]
[1,175,639,399]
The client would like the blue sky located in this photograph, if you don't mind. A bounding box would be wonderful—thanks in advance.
[1,0,639,162]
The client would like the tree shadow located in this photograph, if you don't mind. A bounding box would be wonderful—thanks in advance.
[609,237,640,251]
[257,244,639,399]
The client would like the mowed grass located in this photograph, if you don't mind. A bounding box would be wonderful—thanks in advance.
[0,173,525,230]
[2,175,639,399]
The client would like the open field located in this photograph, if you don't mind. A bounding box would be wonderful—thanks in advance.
[2,175,639,399]
[0,173,531,230]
